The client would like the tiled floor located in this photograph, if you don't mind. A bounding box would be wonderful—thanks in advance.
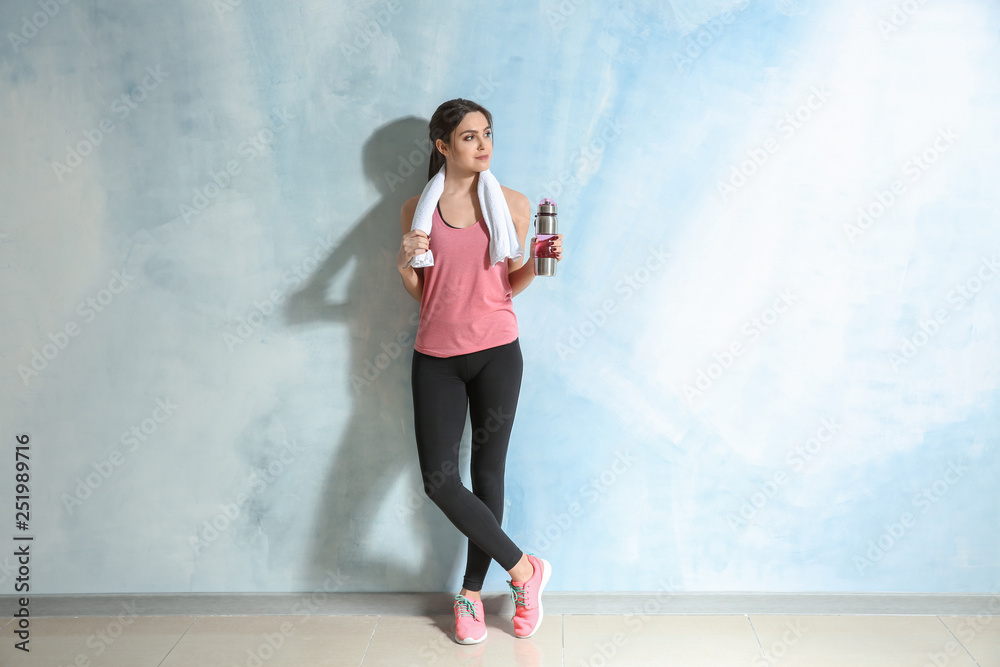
[2,613,998,666]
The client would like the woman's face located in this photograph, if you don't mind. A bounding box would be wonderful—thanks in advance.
[439,111,492,173]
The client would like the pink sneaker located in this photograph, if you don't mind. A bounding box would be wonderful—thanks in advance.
[508,553,551,638]
[453,594,487,644]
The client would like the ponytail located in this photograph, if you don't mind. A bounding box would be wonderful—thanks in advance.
[427,144,446,181]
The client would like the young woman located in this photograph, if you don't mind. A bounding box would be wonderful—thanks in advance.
[396,98,564,644]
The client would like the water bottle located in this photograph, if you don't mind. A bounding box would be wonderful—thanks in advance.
[533,198,559,276]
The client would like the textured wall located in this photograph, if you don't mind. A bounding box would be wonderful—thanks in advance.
[1,0,998,594]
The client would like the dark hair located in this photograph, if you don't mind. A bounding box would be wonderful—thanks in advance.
[427,98,494,180]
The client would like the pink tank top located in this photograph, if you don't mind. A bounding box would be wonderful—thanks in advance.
[413,204,519,357]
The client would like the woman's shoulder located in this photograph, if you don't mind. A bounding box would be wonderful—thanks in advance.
[500,186,531,223]
[400,195,420,235]
[401,194,420,215]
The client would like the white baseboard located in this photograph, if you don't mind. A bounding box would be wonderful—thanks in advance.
[3,592,998,618]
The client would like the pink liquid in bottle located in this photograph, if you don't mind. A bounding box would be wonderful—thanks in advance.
[534,197,558,259]
[534,234,558,258]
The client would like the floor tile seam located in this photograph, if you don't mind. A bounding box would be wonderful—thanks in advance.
[745,614,771,667]
[556,611,980,617]
[358,614,381,666]
[561,614,565,667]
[155,615,198,667]
[935,615,982,667]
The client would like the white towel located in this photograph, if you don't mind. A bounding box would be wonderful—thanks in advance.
[406,164,523,269]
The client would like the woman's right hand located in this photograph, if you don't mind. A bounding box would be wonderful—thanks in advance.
[397,230,430,272]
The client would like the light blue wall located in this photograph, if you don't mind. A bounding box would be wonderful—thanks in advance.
[2,0,998,594]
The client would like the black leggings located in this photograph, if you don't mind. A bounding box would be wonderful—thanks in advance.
[410,338,524,591]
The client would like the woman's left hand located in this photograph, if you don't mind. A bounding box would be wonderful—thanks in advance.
[529,234,564,261]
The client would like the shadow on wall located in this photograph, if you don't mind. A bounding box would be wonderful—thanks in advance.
[284,116,464,594]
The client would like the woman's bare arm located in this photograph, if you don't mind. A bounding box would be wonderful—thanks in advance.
[398,196,426,301]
